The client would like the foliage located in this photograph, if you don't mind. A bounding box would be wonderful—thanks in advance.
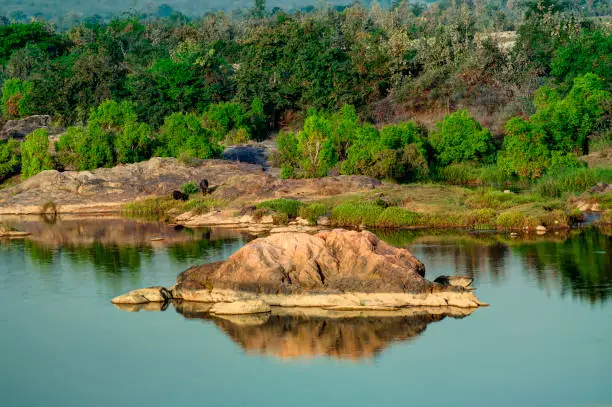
[21,128,53,179]
[497,117,551,180]
[182,182,200,196]
[156,112,220,160]
[531,73,610,155]
[0,138,21,181]
[430,110,494,166]
[1,79,34,118]
[330,203,384,228]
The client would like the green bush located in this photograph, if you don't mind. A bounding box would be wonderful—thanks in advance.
[21,128,53,179]
[330,203,384,228]
[182,182,200,196]
[156,112,220,160]
[299,203,328,224]
[430,110,494,166]
[256,198,304,218]
[203,102,249,143]
[0,138,21,181]
[114,122,153,164]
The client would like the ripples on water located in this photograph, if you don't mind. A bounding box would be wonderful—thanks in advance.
[1,217,611,406]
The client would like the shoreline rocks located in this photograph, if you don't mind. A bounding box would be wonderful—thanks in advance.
[111,229,487,313]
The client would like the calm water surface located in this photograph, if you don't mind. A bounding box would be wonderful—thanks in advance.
[1,217,611,407]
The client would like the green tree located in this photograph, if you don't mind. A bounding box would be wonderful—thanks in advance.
[430,109,494,166]
[1,79,34,118]
[21,128,53,179]
[497,117,551,179]
[551,29,612,87]
[531,73,610,154]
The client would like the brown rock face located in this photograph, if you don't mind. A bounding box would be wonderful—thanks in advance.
[0,157,379,215]
[177,229,429,294]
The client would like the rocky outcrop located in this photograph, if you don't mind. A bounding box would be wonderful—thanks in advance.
[0,157,379,215]
[0,115,52,140]
[111,229,487,310]
[177,229,427,294]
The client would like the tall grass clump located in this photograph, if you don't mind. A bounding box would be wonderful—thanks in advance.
[466,188,539,209]
[437,162,480,186]
[495,211,538,229]
[376,207,421,228]
[536,168,612,198]
[184,197,224,215]
[330,203,384,227]
[256,198,304,218]
[122,197,184,220]
[299,203,329,224]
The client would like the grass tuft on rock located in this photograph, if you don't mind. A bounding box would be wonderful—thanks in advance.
[256,198,304,218]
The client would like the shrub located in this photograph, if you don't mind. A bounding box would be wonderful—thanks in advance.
[182,182,200,196]
[376,207,421,228]
[256,199,303,218]
[114,122,153,164]
[21,128,53,179]
[430,109,494,166]
[330,203,384,228]
[156,112,220,159]
[203,102,249,143]
[280,164,295,179]
[0,138,21,181]
[299,203,328,224]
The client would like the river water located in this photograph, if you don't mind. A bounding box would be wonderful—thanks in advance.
[1,217,611,407]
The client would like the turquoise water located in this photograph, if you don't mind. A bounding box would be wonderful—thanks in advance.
[1,219,611,407]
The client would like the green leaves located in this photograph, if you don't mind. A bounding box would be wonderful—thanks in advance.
[430,109,494,166]
[1,79,34,119]
[21,128,53,179]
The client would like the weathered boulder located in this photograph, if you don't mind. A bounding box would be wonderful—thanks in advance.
[177,229,427,294]
[0,115,52,140]
[111,287,171,304]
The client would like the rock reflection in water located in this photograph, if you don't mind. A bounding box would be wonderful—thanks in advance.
[115,301,475,360]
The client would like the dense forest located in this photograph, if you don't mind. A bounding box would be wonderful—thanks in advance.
[0,0,610,188]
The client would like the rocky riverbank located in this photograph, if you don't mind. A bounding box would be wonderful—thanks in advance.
[112,229,487,313]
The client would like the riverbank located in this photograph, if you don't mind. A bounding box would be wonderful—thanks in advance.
[1,157,611,232]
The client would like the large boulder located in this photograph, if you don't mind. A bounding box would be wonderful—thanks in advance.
[177,229,430,294]
[114,229,487,309]
[0,115,52,140]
